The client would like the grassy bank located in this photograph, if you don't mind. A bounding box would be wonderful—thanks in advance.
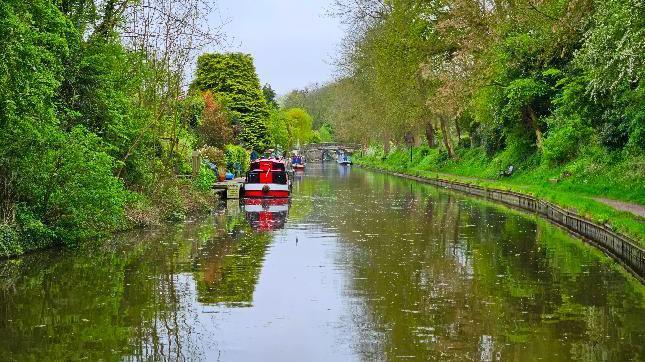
[0,175,217,260]
[356,146,645,246]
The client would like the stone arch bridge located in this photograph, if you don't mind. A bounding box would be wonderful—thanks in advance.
[297,143,362,162]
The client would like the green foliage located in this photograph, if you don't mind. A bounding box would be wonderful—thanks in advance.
[575,0,644,98]
[39,127,126,244]
[0,223,22,258]
[317,123,334,142]
[225,144,250,176]
[542,117,594,165]
[262,83,278,109]
[198,91,234,148]
[193,165,217,192]
[0,1,220,254]
[193,53,270,151]
[200,146,226,167]
[284,108,314,145]
[266,109,291,150]
[317,0,643,212]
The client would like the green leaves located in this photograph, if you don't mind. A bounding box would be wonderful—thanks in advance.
[224,144,250,175]
[193,53,270,151]
[284,108,314,146]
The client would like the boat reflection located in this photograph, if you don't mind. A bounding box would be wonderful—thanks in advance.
[243,198,290,231]
[293,169,305,182]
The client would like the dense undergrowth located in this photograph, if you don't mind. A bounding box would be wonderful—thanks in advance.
[0,2,279,258]
[357,144,645,245]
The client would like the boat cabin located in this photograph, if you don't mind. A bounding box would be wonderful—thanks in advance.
[244,158,291,198]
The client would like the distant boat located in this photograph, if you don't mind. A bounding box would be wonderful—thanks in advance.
[243,158,291,198]
[337,154,352,165]
[291,155,306,170]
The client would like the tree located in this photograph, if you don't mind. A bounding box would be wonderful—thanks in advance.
[193,52,270,151]
[262,83,279,109]
[284,108,314,146]
[199,91,234,148]
[266,109,291,150]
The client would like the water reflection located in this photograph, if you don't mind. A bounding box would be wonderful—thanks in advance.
[321,167,645,361]
[243,198,290,231]
[337,163,352,177]
[0,164,642,361]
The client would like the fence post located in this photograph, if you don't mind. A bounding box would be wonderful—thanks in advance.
[192,150,201,178]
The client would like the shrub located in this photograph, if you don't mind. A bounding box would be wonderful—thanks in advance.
[0,223,22,258]
[200,146,226,168]
[225,144,250,175]
[151,178,186,222]
[199,91,234,148]
[542,116,593,165]
[194,164,217,192]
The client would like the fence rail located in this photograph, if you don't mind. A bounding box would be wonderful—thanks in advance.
[364,167,645,283]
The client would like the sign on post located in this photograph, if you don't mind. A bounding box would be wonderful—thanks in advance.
[226,182,241,199]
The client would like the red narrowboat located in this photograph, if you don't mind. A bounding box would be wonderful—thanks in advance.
[243,158,291,198]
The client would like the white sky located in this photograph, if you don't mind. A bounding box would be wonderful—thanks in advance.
[213,0,344,95]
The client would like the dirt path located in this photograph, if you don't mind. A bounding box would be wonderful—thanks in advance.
[594,198,645,218]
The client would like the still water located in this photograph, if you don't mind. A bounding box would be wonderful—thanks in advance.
[1,165,644,361]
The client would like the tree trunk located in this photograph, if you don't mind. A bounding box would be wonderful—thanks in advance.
[425,122,435,148]
[383,132,391,156]
[454,118,461,141]
[413,134,421,147]
[1,171,15,224]
[526,105,543,151]
[439,117,455,158]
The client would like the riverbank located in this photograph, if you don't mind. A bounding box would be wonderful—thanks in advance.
[0,176,217,260]
[355,147,645,247]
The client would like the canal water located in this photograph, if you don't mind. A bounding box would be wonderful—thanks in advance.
[1,165,643,361]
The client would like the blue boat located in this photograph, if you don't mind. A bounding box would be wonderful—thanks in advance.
[337,153,352,165]
[291,155,306,170]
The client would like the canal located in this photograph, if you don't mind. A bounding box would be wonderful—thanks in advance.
[1,165,643,361]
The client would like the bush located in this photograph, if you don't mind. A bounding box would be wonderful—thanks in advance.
[199,91,234,148]
[194,164,217,192]
[200,146,226,167]
[542,117,593,165]
[150,177,187,222]
[225,144,250,176]
[0,223,22,258]
[47,127,127,244]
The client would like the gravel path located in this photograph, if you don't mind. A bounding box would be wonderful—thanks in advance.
[594,198,645,218]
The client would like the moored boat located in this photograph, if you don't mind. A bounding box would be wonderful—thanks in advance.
[291,155,306,170]
[243,158,291,198]
[337,153,352,165]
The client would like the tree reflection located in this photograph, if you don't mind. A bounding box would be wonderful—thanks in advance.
[0,210,276,360]
[325,168,645,361]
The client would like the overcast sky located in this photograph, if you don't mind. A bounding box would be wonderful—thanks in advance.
[213,0,344,95]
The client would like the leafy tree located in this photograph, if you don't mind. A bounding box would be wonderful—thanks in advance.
[284,108,314,146]
[262,83,279,109]
[193,53,270,151]
[198,91,234,148]
[266,109,291,150]
[318,123,334,142]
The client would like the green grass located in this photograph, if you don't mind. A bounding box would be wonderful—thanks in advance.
[357,145,645,246]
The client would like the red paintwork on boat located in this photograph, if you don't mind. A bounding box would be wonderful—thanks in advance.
[244,189,290,198]
[244,158,291,198]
